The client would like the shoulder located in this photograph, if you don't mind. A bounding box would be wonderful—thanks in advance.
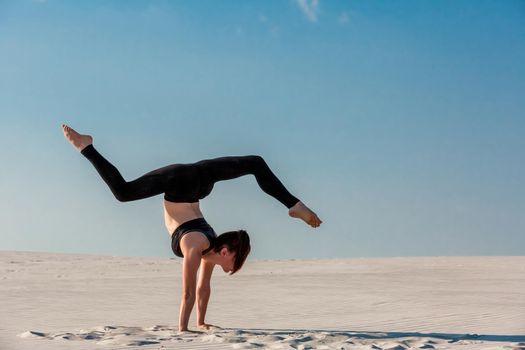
[180,231,209,255]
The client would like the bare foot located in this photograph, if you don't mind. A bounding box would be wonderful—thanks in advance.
[61,124,93,152]
[288,201,322,228]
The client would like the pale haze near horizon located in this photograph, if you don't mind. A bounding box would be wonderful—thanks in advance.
[0,0,523,260]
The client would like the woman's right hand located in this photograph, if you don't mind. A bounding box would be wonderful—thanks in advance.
[197,323,218,331]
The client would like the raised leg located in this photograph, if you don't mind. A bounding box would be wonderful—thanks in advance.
[195,155,322,227]
[63,124,179,202]
[195,155,299,208]
[80,144,167,202]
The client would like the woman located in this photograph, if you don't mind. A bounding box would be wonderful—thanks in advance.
[61,124,322,332]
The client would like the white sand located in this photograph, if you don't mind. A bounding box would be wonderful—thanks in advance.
[1,251,524,350]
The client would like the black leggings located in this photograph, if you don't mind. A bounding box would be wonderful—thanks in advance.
[80,144,300,208]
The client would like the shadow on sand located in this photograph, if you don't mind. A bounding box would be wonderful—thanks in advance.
[223,327,525,344]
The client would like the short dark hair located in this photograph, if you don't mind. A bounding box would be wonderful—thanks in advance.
[214,229,251,275]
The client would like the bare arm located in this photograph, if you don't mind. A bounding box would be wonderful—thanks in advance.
[196,259,215,328]
[178,248,201,331]
[178,231,210,332]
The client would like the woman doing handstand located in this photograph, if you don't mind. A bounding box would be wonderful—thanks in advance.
[61,124,322,332]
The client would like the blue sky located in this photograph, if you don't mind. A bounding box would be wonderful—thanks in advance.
[0,0,523,259]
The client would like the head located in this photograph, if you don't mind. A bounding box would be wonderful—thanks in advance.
[213,229,250,275]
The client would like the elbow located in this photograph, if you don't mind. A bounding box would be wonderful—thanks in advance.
[182,291,195,301]
[197,285,211,295]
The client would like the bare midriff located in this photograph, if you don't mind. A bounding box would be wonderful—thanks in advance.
[163,200,204,237]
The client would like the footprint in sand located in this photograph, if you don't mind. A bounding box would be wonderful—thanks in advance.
[18,331,46,338]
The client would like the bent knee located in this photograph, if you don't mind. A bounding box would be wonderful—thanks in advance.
[246,155,265,164]
[112,187,132,202]
[114,193,131,202]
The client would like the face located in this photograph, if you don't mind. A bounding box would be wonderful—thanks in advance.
[220,247,236,274]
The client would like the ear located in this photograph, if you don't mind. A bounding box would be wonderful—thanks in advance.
[221,247,229,256]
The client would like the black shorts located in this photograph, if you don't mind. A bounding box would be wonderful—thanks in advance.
[171,217,217,258]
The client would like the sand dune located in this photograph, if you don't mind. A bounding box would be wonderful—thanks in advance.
[2,251,524,350]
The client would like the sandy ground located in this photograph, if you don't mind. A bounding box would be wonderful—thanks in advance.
[1,251,524,350]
